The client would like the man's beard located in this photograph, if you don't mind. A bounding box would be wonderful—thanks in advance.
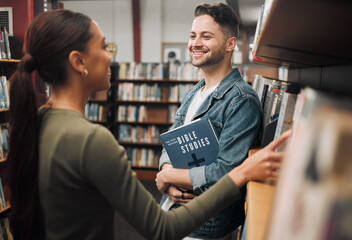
[190,47,226,68]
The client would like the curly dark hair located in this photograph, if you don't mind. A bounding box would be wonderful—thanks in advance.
[194,3,240,38]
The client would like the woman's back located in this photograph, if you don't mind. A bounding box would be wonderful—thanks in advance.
[39,108,117,239]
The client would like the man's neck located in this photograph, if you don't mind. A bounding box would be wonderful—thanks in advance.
[201,63,232,90]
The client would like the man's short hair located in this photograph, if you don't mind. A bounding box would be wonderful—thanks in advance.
[194,3,240,38]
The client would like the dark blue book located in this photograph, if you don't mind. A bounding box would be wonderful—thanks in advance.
[160,117,219,169]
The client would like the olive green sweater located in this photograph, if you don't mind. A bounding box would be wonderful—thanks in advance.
[38,108,241,240]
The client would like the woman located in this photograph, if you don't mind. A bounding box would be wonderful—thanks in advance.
[8,9,290,240]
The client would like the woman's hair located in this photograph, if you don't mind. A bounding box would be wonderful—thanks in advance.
[8,9,92,239]
[194,3,240,38]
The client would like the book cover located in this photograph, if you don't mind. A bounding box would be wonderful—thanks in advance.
[160,117,219,169]
[274,92,298,151]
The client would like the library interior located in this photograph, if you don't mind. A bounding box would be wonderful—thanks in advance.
[0,0,352,239]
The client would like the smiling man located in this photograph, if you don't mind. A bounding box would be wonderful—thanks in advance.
[156,3,262,240]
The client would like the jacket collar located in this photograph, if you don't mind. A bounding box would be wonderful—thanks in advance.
[194,67,242,100]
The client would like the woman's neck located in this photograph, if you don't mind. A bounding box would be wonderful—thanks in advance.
[45,95,86,116]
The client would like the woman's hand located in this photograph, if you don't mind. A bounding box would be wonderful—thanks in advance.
[229,130,292,187]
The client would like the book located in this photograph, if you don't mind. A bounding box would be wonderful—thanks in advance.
[0,26,11,60]
[267,106,352,240]
[160,117,219,169]
[273,92,297,151]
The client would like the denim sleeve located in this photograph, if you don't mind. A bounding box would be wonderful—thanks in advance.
[189,97,261,194]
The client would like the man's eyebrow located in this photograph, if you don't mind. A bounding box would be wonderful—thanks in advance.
[190,31,215,35]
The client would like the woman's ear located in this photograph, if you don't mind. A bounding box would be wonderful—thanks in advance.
[68,50,86,75]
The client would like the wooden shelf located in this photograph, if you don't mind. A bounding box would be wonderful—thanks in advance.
[88,99,108,103]
[117,100,181,104]
[116,120,173,125]
[0,59,20,63]
[0,108,9,112]
[117,78,199,84]
[119,141,162,147]
[0,59,19,78]
[132,168,158,180]
[90,120,108,124]
[246,180,276,240]
[131,165,158,170]
[0,201,11,214]
[245,148,278,240]
[254,0,352,68]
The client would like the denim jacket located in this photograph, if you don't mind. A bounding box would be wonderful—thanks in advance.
[159,68,262,239]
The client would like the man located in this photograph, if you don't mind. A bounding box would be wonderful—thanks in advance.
[156,3,262,240]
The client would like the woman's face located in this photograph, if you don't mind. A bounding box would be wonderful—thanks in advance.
[83,21,112,92]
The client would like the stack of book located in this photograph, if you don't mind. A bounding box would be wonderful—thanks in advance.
[84,103,108,122]
[0,76,9,110]
[0,26,11,60]
[267,88,352,240]
[125,147,160,167]
[0,124,9,160]
[0,218,13,240]
[117,62,201,81]
[251,75,300,147]
[118,124,161,144]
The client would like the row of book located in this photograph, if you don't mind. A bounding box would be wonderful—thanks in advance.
[0,77,9,109]
[117,104,178,123]
[266,87,352,239]
[250,72,352,239]
[168,84,194,102]
[118,124,161,144]
[0,125,8,160]
[251,75,299,147]
[0,178,6,211]
[0,26,11,60]
[117,82,162,102]
[117,105,148,122]
[117,82,194,102]
[118,62,201,81]
[119,62,166,80]
[84,103,108,122]
[168,62,202,81]
[0,218,12,240]
[125,147,160,167]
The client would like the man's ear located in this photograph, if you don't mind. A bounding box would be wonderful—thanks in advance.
[68,50,86,74]
[226,37,237,52]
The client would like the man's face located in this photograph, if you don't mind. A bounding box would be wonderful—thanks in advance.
[188,15,227,68]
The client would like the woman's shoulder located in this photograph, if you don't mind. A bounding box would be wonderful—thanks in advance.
[41,107,114,141]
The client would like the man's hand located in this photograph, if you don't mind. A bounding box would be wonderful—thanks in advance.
[166,185,197,204]
[155,164,173,194]
[155,163,193,194]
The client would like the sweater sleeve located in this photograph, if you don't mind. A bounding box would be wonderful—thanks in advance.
[82,126,242,240]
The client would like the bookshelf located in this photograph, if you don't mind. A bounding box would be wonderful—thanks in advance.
[246,0,352,240]
[86,62,199,180]
[116,75,198,179]
[0,59,19,224]
[234,28,278,83]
